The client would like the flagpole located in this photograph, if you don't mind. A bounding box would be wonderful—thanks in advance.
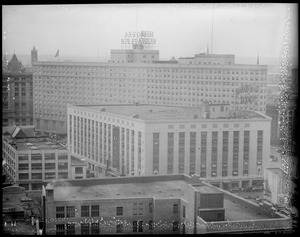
[42,186,46,235]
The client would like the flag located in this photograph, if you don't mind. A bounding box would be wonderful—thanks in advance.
[55,49,59,57]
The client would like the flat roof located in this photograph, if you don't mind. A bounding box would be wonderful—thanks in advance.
[49,176,195,202]
[267,168,287,175]
[223,198,271,221]
[77,104,205,120]
[194,185,223,194]
[12,138,66,151]
[74,104,267,121]
[47,175,274,221]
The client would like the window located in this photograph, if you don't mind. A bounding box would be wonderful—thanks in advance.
[138,203,143,215]
[66,224,75,235]
[45,172,55,179]
[116,207,123,216]
[149,220,153,231]
[91,223,100,235]
[58,172,68,179]
[31,183,42,190]
[66,206,75,218]
[56,206,65,218]
[58,154,68,160]
[81,223,89,235]
[81,205,89,217]
[133,221,138,232]
[45,163,55,170]
[116,224,123,233]
[75,167,83,174]
[133,203,138,215]
[149,203,153,213]
[91,205,99,217]
[183,206,186,218]
[31,163,42,170]
[45,153,55,160]
[173,204,178,214]
[58,162,68,170]
[18,164,29,170]
[31,173,42,179]
[31,153,41,160]
[138,220,143,232]
[56,224,65,235]
[19,173,29,180]
[173,221,179,231]
[18,154,28,161]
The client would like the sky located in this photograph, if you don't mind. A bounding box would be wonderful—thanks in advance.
[2,3,298,61]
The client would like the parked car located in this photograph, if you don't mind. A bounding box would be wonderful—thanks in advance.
[252,186,264,192]
[242,187,252,192]
[230,187,240,192]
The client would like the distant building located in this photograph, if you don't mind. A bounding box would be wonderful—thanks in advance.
[263,168,288,207]
[266,102,281,146]
[43,174,292,235]
[2,185,38,235]
[2,54,33,127]
[31,46,38,66]
[32,45,268,135]
[67,103,271,190]
[2,126,92,191]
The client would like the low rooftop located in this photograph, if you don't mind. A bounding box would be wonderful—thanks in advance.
[267,167,288,176]
[9,137,66,151]
[46,175,276,222]
[47,175,195,202]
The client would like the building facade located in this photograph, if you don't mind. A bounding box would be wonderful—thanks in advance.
[2,128,90,191]
[2,54,33,127]
[263,168,288,207]
[266,102,281,146]
[32,47,268,135]
[43,174,292,235]
[67,104,271,189]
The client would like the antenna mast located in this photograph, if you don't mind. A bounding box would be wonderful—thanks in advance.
[136,9,138,32]
[211,7,214,54]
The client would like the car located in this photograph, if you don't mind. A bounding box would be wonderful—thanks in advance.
[230,187,240,192]
[252,186,263,192]
[242,187,253,192]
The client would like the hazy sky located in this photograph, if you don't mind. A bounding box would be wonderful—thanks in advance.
[2,3,298,61]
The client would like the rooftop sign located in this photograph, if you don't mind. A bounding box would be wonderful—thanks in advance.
[121,30,156,49]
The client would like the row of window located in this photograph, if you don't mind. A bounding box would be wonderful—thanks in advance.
[18,154,68,161]
[34,65,266,75]
[19,172,68,180]
[56,220,181,234]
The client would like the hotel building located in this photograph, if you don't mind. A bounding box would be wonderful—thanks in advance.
[67,103,271,189]
[32,45,268,135]
[43,174,292,235]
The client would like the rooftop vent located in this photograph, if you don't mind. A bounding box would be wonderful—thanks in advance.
[132,114,139,119]
[101,108,105,112]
